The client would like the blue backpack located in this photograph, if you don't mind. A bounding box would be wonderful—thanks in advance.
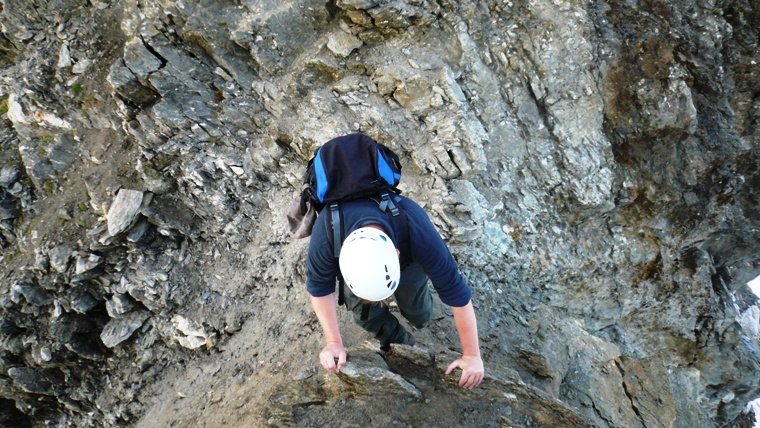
[286,133,410,307]
[305,133,402,209]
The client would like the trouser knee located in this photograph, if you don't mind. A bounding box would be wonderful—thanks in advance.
[404,308,431,329]
[395,262,432,329]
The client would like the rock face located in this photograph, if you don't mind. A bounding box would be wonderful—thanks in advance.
[0,0,758,427]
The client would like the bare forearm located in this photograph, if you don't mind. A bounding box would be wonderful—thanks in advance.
[446,300,484,389]
[451,300,481,357]
[311,293,347,373]
[310,293,343,345]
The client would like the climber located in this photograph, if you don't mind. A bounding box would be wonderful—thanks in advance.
[306,195,485,390]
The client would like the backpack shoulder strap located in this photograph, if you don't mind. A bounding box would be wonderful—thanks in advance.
[378,193,411,269]
[394,211,412,270]
[328,203,347,306]
[330,203,342,259]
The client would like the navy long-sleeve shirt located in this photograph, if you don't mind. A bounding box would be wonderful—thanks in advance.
[306,195,472,307]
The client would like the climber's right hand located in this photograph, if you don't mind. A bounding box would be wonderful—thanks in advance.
[319,341,346,373]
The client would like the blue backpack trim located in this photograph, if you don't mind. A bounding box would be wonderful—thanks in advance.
[377,148,400,186]
[314,147,329,202]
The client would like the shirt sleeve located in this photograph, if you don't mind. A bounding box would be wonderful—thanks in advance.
[305,211,339,297]
[403,199,472,307]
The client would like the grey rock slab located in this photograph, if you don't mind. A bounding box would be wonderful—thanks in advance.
[123,39,163,79]
[140,194,199,238]
[100,310,150,348]
[58,43,71,68]
[337,361,423,400]
[0,166,18,187]
[107,189,144,236]
[8,367,55,395]
[11,283,53,306]
[386,344,434,366]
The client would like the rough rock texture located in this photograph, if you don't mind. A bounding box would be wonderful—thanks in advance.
[0,0,759,427]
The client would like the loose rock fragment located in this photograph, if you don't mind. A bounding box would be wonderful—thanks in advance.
[107,189,144,236]
[100,310,150,348]
[337,361,423,400]
[48,245,75,273]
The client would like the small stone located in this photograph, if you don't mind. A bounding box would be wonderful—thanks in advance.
[0,166,18,187]
[72,59,92,74]
[58,208,73,221]
[208,391,223,403]
[58,43,71,68]
[66,336,105,360]
[0,198,20,221]
[48,245,74,273]
[202,362,222,375]
[75,253,103,275]
[336,0,378,10]
[293,370,314,381]
[71,290,100,314]
[225,324,242,334]
[326,31,363,58]
[172,315,215,350]
[40,347,52,362]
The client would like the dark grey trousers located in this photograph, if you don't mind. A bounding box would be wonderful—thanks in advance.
[344,262,432,348]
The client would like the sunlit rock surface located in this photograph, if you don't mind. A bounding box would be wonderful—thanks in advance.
[0,0,758,426]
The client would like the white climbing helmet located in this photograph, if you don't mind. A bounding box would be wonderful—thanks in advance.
[339,226,400,301]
